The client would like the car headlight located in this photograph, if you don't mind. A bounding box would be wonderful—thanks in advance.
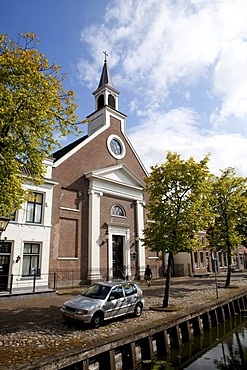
[62,305,66,310]
[76,309,89,315]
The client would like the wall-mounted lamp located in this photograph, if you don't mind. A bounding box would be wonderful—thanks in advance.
[101,230,109,245]
[15,255,21,263]
[131,251,138,261]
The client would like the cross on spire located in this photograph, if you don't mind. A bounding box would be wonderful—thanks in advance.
[103,51,108,62]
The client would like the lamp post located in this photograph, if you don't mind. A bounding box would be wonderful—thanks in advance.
[0,216,10,242]
[211,251,219,299]
[105,230,109,280]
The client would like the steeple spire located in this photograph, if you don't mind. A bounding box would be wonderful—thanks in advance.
[97,51,114,89]
[88,54,126,137]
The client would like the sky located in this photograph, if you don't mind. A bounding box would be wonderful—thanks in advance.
[1,0,247,176]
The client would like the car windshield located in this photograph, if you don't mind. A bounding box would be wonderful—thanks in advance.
[82,284,111,300]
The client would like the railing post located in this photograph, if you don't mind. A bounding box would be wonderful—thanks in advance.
[9,274,13,294]
[33,273,36,292]
[53,272,56,290]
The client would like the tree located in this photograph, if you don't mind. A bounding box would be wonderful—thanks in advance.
[0,33,84,216]
[143,151,211,308]
[207,168,247,287]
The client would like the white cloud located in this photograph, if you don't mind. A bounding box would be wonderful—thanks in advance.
[78,0,247,176]
[212,39,247,122]
[77,59,99,89]
[128,109,247,176]
[128,107,203,168]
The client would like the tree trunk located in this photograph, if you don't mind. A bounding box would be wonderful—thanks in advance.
[225,246,232,287]
[163,251,173,308]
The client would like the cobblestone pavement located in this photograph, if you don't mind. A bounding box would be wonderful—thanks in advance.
[0,273,246,369]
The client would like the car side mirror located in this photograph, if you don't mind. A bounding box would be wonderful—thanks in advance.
[108,295,115,301]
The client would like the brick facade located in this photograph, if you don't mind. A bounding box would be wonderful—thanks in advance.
[49,60,162,286]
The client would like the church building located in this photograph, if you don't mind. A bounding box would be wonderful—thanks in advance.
[50,57,160,286]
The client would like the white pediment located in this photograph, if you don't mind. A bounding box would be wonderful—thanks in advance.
[85,164,145,189]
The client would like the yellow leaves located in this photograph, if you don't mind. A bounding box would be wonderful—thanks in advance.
[0,32,86,215]
[80,118,89,124]
[144,151,212,254]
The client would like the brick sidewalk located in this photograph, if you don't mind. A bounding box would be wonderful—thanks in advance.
[1,273,246,331]
[0,273,246,369]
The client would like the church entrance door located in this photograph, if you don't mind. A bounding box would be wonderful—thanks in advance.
[112,235,124,279]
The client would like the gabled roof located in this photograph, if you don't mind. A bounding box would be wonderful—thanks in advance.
[52,135,88,161]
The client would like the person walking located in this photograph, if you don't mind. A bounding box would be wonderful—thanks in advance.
[144,264,152,287]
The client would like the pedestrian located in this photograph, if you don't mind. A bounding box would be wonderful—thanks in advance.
[144,264,152,287]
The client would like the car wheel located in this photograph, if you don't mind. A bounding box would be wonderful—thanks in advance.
[134,302,143,317]
[91,312,104,328]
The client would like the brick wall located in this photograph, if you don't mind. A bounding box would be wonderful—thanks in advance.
[50,114,156,284]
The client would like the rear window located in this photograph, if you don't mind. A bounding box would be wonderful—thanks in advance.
[123,284,137,296]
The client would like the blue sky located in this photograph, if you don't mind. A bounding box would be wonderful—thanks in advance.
[2,0,247,176]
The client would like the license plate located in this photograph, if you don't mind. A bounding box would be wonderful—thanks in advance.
[64,312,74,318]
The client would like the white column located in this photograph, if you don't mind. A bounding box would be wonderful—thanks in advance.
[125,228,131,279]
[108,232,113,281]
[136,200,146,278]
[87,190,102,282]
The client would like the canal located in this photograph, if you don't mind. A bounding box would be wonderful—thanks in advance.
[141,312,247,369]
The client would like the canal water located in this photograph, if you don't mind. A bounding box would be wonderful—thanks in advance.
[141,312,247,369]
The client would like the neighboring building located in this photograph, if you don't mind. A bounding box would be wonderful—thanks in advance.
[244,246,247,268]
[0,158,58,293]
[50,58,162,287]
[173,231,246,277]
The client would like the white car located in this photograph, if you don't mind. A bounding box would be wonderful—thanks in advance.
[61,281,144,328]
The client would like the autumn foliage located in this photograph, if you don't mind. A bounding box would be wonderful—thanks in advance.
[0,33,83,215]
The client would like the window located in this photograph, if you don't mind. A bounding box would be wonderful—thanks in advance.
[97,94,104,109]
[239,253,244,265]
[223,253,227,267]
[123,283,137,296]
[218,252,223,267]
[194,252,198,268]
[200,252,204,268]
[83,284,110,300]
[22,243,40,277]
[26,192,43,223]
[0,243,11,254]
[108,94,115,109]
[110,285,124,299]
[110,139,122,155]
[111,205,126,217]
[107,134,126,159]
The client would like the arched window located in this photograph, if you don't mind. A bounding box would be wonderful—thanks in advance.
[97,94,104,109]
[108,94,115,109]
[111,205,126,218]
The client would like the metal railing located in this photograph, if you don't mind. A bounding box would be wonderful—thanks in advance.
[0,272,57,294]
[0,265,166,294]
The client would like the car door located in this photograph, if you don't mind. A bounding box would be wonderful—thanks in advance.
[103,285,126,319]
[123,283,138,314]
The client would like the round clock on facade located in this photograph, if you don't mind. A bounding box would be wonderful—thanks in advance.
[107,134,126,159]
